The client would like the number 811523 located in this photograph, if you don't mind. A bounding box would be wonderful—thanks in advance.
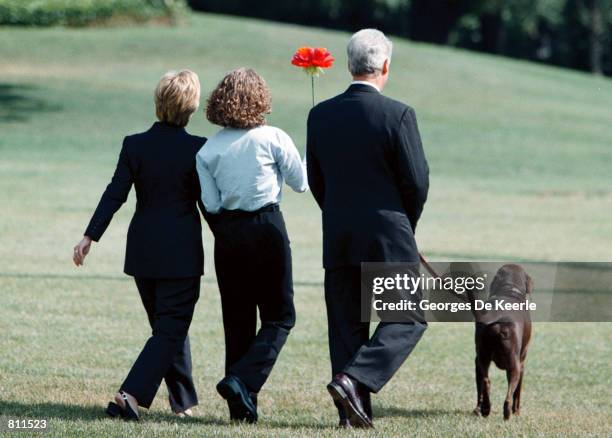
[7,419,48,429]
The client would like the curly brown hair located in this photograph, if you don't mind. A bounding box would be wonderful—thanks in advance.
[206,68,271,129]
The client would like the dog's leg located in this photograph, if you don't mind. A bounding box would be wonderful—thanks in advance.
[478,358,492,417]
[474,357,483,415]
[504,358,521,420]
[513,364,524,415]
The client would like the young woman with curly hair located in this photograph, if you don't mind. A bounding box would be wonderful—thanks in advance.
[196,68,307,423]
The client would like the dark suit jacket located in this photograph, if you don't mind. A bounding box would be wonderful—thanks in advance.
[85,122,207,278]
[306,83,429,269]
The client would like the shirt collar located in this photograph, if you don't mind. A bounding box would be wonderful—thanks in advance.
[350,81,380,92]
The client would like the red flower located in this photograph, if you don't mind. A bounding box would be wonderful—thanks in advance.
[291,47,334,75]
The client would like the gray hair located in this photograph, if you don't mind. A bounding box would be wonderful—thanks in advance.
[347,29,393,76]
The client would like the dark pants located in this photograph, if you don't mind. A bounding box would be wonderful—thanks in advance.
[212,205,296,393]
[120,277,200,410]
[325,267,427,417]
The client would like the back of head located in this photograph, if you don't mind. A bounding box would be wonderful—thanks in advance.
[206,67,271,130]
[347,29,393,77]
[155,70,200,128]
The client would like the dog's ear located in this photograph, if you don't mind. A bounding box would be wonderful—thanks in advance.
[525,273,534,296]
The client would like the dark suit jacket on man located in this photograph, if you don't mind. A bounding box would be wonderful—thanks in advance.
[306,83,429,269]
[85,122,207,278]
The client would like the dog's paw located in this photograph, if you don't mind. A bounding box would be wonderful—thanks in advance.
[481,402,491,417]
[473,407,482,416]
[503,401,512,420]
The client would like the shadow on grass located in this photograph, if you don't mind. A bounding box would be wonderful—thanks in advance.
[263,418,338,430]
[0,400,344,430]
[0,272,324,287]
[262,407,466,429]
[374,406,468,418]
[0,400,225,426]
[0,83,62,123]
[0,401,470,430]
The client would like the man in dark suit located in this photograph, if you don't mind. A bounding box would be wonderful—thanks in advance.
[73,70,206,419]
[306,29,429,428]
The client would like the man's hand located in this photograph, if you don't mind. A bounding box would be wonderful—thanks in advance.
[73,236,92,266]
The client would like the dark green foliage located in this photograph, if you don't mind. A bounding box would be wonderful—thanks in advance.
[187,0,410,35]
[2,0,609,76]
[0,0,186,26]
[188,0,611,76]
[450,0,611,75]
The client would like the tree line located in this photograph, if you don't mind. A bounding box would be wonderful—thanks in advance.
[188,0,611,76]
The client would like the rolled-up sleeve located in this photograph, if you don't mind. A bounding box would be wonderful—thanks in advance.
[272,128,308,193]
[196,150,222,214]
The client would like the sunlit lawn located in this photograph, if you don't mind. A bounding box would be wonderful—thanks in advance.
[1,11,611,437]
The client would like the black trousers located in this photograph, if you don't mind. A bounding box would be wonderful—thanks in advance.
[212,205,296,393]
[325,267,427,415]
[120,277,200,410]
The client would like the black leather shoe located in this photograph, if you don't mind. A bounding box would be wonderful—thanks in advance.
[327,373,373,428]
[335,400,351,428]
[111,391,139,421]
[216,376,258,423]
[228,392,258,421]
[360,386,373,420]
[339,418,352,428]
[106,402,122,418]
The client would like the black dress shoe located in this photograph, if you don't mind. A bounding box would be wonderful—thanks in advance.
[327,373,373,428]
[228,392,257,421]
[334,400,351,428]
[106,402,122,418]
[108,392,139,421]
[360,386,373,419]
[339,418,352,428]
[216,376,258,423]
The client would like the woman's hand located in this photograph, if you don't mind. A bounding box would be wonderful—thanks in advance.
[73,236,92,267]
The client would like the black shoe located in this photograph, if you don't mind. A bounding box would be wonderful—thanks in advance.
[327,373,373,428]
[339,418,352,428]
[105,402,122,418]
[216,376,258,424]
[359,386,373,420]
[113,391,139,421]
[229,392,258,420]
[334,400,351,428]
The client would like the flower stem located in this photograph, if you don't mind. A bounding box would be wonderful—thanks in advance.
[311,75,315,108]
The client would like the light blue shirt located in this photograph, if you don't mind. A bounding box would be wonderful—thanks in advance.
[196,125,308,213]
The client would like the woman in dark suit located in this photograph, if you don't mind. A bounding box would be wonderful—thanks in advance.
[72,70,206,420]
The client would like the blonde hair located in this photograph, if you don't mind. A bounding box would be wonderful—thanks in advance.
[155,70,201,127]
[206,68,271,129]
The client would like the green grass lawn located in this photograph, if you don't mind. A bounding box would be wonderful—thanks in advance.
[1,11,611,437]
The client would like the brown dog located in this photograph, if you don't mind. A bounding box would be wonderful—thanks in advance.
[469,264,533,420]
